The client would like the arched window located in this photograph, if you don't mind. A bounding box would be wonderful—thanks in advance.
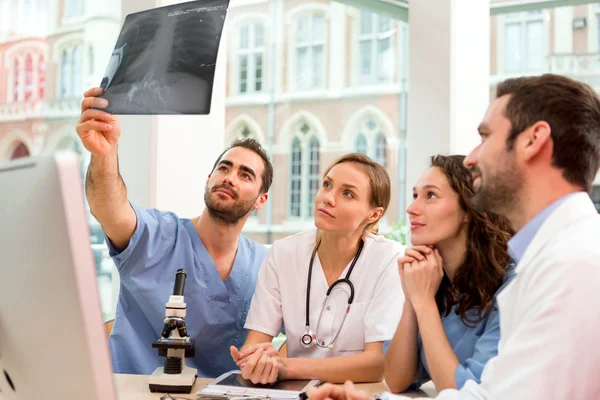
[71,45,82,97]
[38,55,46,99]
[288,119,322,219]
[290,137,302,217]
[374,132,387,167]
[24,54,33,101]
[307,136,320,217]
[10,142,30,160]
[13,58,20,102]
[355,133,368,155]
[60,50,68,97]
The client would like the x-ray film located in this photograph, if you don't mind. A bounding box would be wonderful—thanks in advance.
[99,0,229,114]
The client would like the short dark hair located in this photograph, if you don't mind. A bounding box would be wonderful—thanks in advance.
[211,138,273,194]
[496,74,600,192]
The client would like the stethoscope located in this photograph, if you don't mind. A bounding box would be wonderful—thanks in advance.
[299,239,365,349]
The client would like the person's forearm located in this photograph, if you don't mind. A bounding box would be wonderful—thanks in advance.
[384,302,419,393]
[86,149,129,223]
[285,351,384,383]
[414,301,459,391]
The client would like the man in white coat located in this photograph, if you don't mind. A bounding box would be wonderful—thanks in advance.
[307,74,600,399]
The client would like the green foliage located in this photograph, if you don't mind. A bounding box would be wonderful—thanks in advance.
[383,220,409,246]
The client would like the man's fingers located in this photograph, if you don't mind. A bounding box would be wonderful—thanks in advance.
[76,120,113,138]
[83,87,103,99]
[81,96,109,113]
[79,108,115,124]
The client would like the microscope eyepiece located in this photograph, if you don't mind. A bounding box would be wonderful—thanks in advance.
[173,269,187,296]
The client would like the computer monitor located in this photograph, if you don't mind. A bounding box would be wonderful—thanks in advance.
[0,152,117,400]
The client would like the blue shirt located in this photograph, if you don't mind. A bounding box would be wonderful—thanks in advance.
[413,266,516,390]
[106,202,268,376]
[507,193,575,263]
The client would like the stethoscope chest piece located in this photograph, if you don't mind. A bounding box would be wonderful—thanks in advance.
[300,330,316,348]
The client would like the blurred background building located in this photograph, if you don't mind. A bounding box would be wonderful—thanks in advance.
[1,0,599,320]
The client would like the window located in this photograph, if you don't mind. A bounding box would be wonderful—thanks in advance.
[295,13,325,90]
[352,115,389,167]
[374,132,387,166]
[24,54,33,101]
[71,45,82,97]
[355,134,367,155]
[66,0,84,18]
[290,137,302,217]
[60,50,68,97]
[39,55,46,99]
[358,11,395,84]
[13,58,19,102]
[237,23,264,95]
[504,12,545,73]
[307,136,320,217]
[289,121,321,218]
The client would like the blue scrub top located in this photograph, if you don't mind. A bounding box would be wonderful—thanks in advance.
[413,266,516,389]
[106,202,268,376]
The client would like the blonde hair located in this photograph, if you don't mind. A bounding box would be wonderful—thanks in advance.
[314,153,391,249]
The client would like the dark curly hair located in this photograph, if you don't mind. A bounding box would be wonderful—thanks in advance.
[430,155,513,326]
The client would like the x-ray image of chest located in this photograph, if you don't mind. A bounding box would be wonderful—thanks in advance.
[99,0,229,115]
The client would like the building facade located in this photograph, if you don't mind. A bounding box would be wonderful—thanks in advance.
[1,0,600,248]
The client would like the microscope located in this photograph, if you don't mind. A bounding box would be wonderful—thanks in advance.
[149,269,198,393]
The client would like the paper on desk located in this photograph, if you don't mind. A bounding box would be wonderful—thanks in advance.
[376,392,414,400]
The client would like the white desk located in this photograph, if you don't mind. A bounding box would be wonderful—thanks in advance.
[113,374,437,399]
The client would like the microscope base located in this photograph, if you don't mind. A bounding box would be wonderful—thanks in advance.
[148,366,198,393]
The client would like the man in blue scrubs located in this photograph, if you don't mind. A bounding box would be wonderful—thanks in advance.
[75,87,273,376]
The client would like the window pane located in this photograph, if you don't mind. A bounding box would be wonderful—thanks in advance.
[505,22,521,73]
[360,11,372,35]
[308,137,320,217]
[13,58,19,102]
[375,133,387,166]
[38,55,45,99]
[61,50,68,97]
[355,134,368,155]
[255,23,264,48]
[526,20,544,71]
[359,40,372,82]
[378,37,393,81]
[378,16,391,33]
[296,47,308,89]
[240,25,249,49]
[239,55,248,93]
[297,16,309,44]
[71,45,82,96]
[290,137,303,217]
[255,54,263,92]
[24,54,33,100]
[312,45,323,88]
[313,15,325,42]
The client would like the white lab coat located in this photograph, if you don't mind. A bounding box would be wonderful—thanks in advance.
[245,229,405,359]
[435,192,600,400]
